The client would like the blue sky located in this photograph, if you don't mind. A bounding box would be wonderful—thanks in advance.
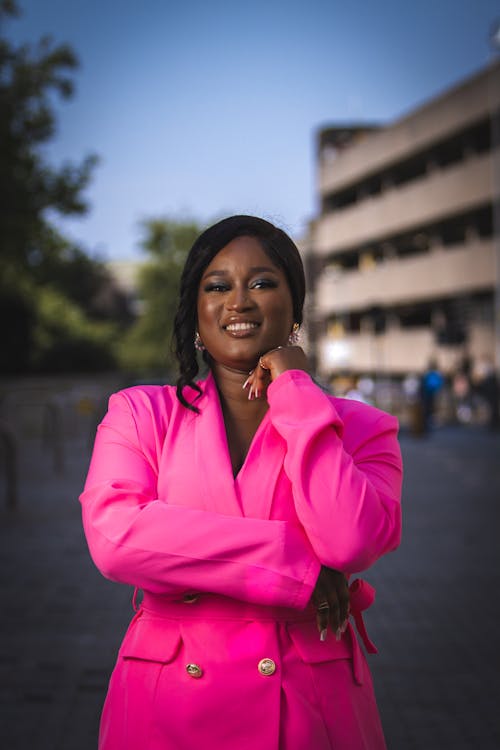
[6,0,500,259]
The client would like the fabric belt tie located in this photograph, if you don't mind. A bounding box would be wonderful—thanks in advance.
[346,578,377,686]
[348,578,378,654]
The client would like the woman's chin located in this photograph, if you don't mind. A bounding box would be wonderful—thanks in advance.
[214,358,258,376]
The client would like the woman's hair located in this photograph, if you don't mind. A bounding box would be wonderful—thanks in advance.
[173,215,306,411]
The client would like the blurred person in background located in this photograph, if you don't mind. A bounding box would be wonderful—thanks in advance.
[80,216,403,750]
[452,355,473,425]
[475,357,499,430]
[420,359,444,433]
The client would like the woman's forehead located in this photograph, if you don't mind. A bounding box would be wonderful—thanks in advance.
[203,236,282,275]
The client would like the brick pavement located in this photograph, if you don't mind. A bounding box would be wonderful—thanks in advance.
[1,425,499,749]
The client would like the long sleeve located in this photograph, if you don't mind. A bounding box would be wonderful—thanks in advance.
[267,370,403,573]
[79,390,320,608]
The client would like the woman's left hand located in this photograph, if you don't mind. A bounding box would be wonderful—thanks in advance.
[312,566,350,642]
[243,345,309,400]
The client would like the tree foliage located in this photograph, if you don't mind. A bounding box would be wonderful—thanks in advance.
[0,1,130,373]
[118,218,202,377]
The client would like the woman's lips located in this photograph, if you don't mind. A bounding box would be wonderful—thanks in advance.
[223,322,260,337]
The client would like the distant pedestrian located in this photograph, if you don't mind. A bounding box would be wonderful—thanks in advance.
[420,360,444,433]
[475,358,499,431]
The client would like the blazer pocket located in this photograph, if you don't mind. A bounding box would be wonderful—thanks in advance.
[120,614,182,663]
[287,621,352,663]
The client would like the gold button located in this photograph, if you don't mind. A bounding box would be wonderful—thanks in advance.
[183,593,199,604]
[186,663,203,678]
[258,658,276,676]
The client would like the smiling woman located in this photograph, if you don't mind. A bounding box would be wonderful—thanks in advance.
[80,215,403,750]
[197,236,295,375]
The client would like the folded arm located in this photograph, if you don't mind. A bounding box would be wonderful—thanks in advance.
[267,370,403,573]
[80,390,320,608]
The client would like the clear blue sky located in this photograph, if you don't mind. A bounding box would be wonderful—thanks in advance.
[6,0,500,259]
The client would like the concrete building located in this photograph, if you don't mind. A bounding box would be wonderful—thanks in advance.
[305,61,500,392]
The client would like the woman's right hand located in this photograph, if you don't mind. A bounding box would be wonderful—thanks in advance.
[243,345,309,399]
[311,566,350,641]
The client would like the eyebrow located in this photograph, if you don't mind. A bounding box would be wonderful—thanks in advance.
[202,266,279,279]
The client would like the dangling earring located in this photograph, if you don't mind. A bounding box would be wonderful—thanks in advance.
[194,331,205,351]
[288,322,300,345]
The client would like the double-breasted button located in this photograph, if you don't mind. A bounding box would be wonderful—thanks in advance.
[183,593,199,604]
[258,658,276,676]
[186,663,203,679]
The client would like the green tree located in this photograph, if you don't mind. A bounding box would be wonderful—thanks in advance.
[0,1,129,373]
[118,218,202,377]
[0,1,96,268]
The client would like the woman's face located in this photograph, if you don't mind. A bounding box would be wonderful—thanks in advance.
[197,235,294,372]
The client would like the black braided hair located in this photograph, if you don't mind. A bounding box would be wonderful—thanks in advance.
[172,215,306,412]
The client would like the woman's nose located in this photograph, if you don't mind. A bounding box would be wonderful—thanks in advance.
[225,286,254,311]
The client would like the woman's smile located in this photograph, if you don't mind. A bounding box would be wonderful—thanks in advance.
[223,320,261,336]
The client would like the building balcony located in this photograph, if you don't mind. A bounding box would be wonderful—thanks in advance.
[318,328,434,375]
[317,321,493,376]
[318,62,500,196]
[315,238,494,315]
[314,150,497,256]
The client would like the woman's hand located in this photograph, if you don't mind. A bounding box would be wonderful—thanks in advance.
[243,345,309,400]
[312,566,350,642]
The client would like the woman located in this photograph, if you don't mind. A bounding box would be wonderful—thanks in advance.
[80,215,402,750]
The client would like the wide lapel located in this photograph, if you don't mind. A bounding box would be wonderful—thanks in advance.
[194,372,244,517]
[235,418,286,520]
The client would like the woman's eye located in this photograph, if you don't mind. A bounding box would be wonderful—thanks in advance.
[251,278,277,289]
[204,283,229,292]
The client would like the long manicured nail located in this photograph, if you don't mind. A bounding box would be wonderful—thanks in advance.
[242,377,250,389]
[320,628,327,642]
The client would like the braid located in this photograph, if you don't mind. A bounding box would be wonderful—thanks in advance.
[173,263,203,413]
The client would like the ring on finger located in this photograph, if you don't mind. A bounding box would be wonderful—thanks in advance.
[259,357,270,370]
[317,601,330,612]
[259,346,284,371]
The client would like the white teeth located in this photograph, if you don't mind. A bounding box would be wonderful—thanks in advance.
[225,322,258,331]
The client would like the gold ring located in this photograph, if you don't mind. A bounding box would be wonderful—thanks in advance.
[259,357,270,370]
[259,346,284,371]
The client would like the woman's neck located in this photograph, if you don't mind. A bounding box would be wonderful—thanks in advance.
[211,362,268,420]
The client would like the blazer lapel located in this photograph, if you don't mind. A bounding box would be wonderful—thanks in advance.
[235,419,286,520]
[195,371,286,521]
[195,372,244,517]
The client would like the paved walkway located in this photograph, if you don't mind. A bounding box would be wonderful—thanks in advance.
[1,424,499,749]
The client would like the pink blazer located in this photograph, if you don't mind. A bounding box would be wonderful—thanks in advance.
[80,369,402,750]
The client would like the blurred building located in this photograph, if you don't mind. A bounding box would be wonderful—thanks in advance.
[304,60,500,387]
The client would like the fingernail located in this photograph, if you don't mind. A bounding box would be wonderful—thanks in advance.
[336,628,342,641]
[242,377,250,389]
[320,628,327,642]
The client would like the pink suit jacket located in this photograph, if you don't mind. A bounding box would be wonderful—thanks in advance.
[80,369,403,750]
